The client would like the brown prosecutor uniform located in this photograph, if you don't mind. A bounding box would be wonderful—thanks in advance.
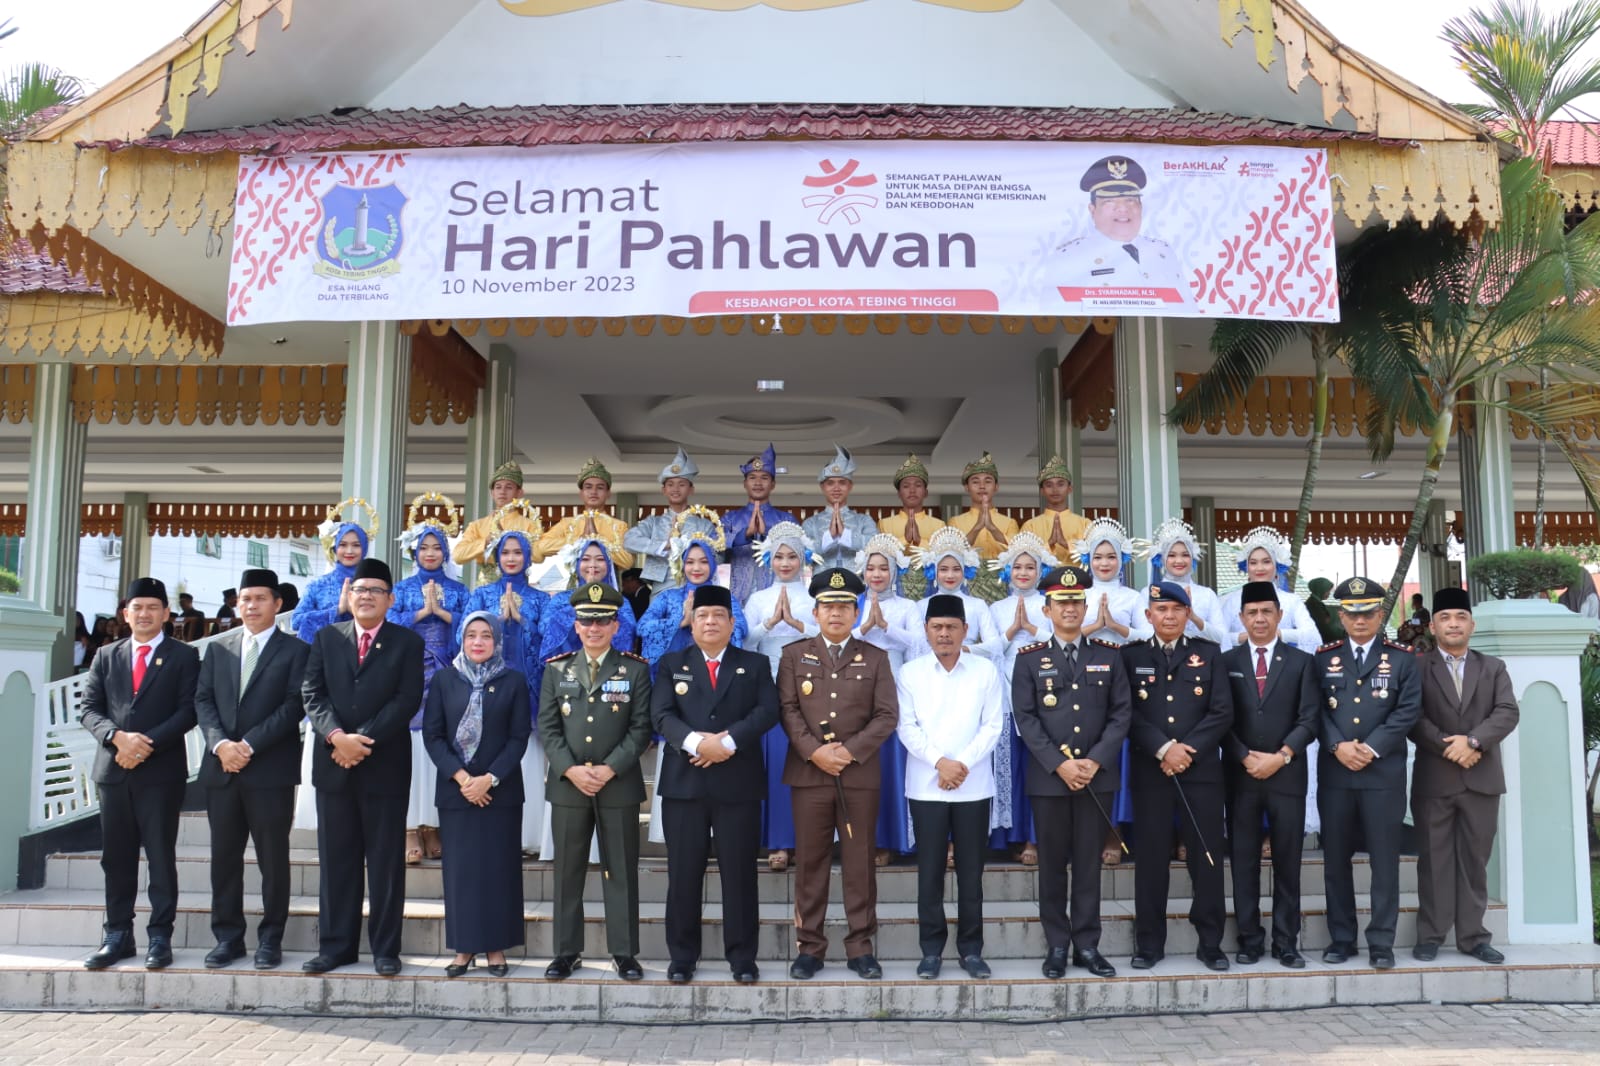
[779,635,899,961]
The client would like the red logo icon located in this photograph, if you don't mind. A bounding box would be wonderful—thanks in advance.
[802,158,879,224]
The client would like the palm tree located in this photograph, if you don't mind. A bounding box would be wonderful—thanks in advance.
[1338,158,1600,615]
[1443,0,1600,548]
[0,63,87,139]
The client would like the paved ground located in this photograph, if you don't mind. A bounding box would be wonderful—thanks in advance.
[0,1003,1596,1064]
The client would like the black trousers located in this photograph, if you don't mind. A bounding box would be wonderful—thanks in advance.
[1227,782,1306,954]
[206,784,294,946]
[661,797,761,968]
[1319,785,1403,951]
[98,778,184,939]
[1132,770,1226,956]
[909,798,989,959]
[315,788,407,960]
[1033,790,1108,953]
[1414,790,1500,951]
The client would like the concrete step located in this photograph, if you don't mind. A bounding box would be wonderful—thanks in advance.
[44,844,1418,905]
[0,942,1591,1022]
[0,885,1502,961]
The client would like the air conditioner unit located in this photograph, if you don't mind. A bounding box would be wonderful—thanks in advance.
[102,539,122,559]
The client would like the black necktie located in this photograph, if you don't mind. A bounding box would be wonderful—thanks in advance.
[1123,243,1140,263]
[828,643,843,667]
[1061,641,1077,673]
[1354,645,1366,671]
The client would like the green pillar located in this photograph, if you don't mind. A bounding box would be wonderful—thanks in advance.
[1459,380,1516,601]
[116,492,151,596]
[614,492,641,527]
[1468,599,1594,944]
[1191,495,1217,588]
[464,343,516,521]
[20,361,85,676]
[1036,346,1084,509]
[340,321,412,564]
[0,597,66,888]
[1114,317,1182,538]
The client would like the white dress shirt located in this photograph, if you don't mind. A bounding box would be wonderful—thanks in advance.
[683,648,737,755]
[895,651,1004,802]
[213,626,275,756]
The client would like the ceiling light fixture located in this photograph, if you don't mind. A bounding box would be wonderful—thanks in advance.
[1357,469,1387,480]
[756,380,785,392]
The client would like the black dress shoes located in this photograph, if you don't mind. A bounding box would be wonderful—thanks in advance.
[254,941,283,970]
[1197,947,1229,972]
[545,954,579,980]
[1073,950,1116,978]
[145,936,174,970]
[1130,951,1163,970]
[204,941,246,969]
[1321,943,1354,964]
[445,957,475,979]
[1041,948,1070,979]
[732,964,759,984]
[374,956,402,976]
[917,955,942,979]
[1412,942,1440,961]
[789,953,823,979]
[613,955,643,981]
[84,931,136,970]
[302,954,355,974]
[959,955,991,979]
[667,961,694,984]
[1466,943,1505,964]
[847,954,883,979]
[1235,948,1262,966]
[1369,950,1396,970]
[1277,949,1305,969]
[487,962,510,977]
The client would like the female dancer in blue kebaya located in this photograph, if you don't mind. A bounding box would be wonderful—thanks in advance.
[290,511,371,832]
[742,522,817,871]
[853,533,926,866]
[987,532,1059,866]
[637,534,747,844]
[460,530,548,854]
[387,519,469,864]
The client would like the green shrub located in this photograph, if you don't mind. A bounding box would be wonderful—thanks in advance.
[0,568,17,594]
[1468,549,1586,600]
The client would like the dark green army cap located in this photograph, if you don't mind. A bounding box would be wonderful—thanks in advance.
[571,581,624,619]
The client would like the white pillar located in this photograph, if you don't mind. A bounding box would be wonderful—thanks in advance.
[20,362,85,671]
[1114,317,1182,537]
[116,491,151,597]
[340,321,412,563]
[463,343,516,521]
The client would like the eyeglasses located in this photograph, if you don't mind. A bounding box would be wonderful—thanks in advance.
[349,585,391,597]
[574,618,615,628]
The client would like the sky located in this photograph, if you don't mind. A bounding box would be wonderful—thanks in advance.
[3,0,1594,110]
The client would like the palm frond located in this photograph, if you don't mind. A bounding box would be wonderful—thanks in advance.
[1167,319,1303,425]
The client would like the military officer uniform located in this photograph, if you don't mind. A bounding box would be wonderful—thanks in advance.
[779,568,900,977]
[1315,576,1420,968]
[1120,582,1233,969]
[1049,155,1186,294]
[539,584,653,975]
[1012,566,1131,979]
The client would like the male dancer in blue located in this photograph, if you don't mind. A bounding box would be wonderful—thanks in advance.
[723,444,798,605]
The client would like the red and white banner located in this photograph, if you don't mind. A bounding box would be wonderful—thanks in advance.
[227,140,1338,325]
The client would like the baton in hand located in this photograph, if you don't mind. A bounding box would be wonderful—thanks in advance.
[1059,744,1127,856]
[823,730,853,839]
[1170,773,1215,867]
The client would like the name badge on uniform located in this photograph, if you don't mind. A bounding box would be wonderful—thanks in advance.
[1228,671,1245,678]
[1134,666,1156,676]
[1037,668,1058,679]
[1091,267,1115,276]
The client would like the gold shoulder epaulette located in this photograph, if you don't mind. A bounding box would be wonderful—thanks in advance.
[1317,641,1343,654]
[1090,638,1121,649]
[1019,641,1049,655]
[545,650,579,663]
[621,651,649,663]
[1384,638,1413,652]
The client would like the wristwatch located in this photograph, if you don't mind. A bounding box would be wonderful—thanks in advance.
[1279,748,1293,766]
[1467,736,1481,751]
[489,773,500,787]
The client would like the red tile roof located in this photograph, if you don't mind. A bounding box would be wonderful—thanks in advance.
[1538,120,1600,167]
[101,103,1404,155]
[0,245,102,296]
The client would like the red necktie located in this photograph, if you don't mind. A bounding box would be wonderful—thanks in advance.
[1255,646,1268,698]
[358,631,372,666]
[707,659,720,689]
[132,645,151,695]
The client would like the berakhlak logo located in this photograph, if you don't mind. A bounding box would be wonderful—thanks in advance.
[314,183,408,279]
[801,158,878,225]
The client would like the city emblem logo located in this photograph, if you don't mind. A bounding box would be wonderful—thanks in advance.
[801,158,879,225]
[314,183,408,280]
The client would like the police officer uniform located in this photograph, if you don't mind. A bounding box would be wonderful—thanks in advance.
[1120,581,1233,970]
[778,568,900,979]
[1315,576,1420,969]
[1012,566,1131,979]
[1050,156,1185,292]
[538,583,653,980]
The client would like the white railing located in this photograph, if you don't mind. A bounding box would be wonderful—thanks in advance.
[29,628,235,832]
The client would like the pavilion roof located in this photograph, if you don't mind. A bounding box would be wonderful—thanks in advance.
[94,103,1406,156]
[0,244,101,296]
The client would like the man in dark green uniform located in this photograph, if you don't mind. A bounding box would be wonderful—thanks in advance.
[539,582,653,981]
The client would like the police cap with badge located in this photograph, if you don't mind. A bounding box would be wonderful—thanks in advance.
[1040,565,1091,602]
[1332,576,1385,613]
[1080,156,1147,201]
[809,567,865,602]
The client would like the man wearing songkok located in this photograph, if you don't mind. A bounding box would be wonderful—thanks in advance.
[723,443,800,604]
[1409,587,1518,965]
[946,452,1020,561]
[1013,565,1129,979]
[779,568,899,980]
[537,457,635,569]
[454,459,545,581]
[625,446,718,591]
[878,453,945,551]
[1020,455,1091,560]
[896,594,1004,980]
[80,577,200,971]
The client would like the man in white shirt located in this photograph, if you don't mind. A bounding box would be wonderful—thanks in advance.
[896,594,1004,980]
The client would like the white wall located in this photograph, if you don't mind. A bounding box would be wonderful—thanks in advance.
[72,535,318,624]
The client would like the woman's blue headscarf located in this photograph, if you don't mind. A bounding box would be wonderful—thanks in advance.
[571,537,621,588]
[491,530,534,588]
[677,537,720,590]
[330,522,369,583]
[410,526,448,573]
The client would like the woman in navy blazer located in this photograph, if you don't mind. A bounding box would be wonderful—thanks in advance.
[423,611,531,977]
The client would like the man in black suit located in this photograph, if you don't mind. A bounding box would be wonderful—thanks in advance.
[1013,565,1130,980]
[650,583,780,984]
[195,568,308,970]
[299,558,424,976]
[79,577,199,971]
[1221,581,1320,968]
[1120,581,1233,972]
[1315,576,1421,970]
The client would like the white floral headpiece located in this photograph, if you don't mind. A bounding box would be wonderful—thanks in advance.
[854,532,911,574]
[753,522,814,568]
[912,526,981,574]
[1151,517,1204,563]
[988,531,1059,575]
[1234,525,1291,569]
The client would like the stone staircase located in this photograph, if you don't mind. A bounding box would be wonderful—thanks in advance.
[0,812,1593,1022]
